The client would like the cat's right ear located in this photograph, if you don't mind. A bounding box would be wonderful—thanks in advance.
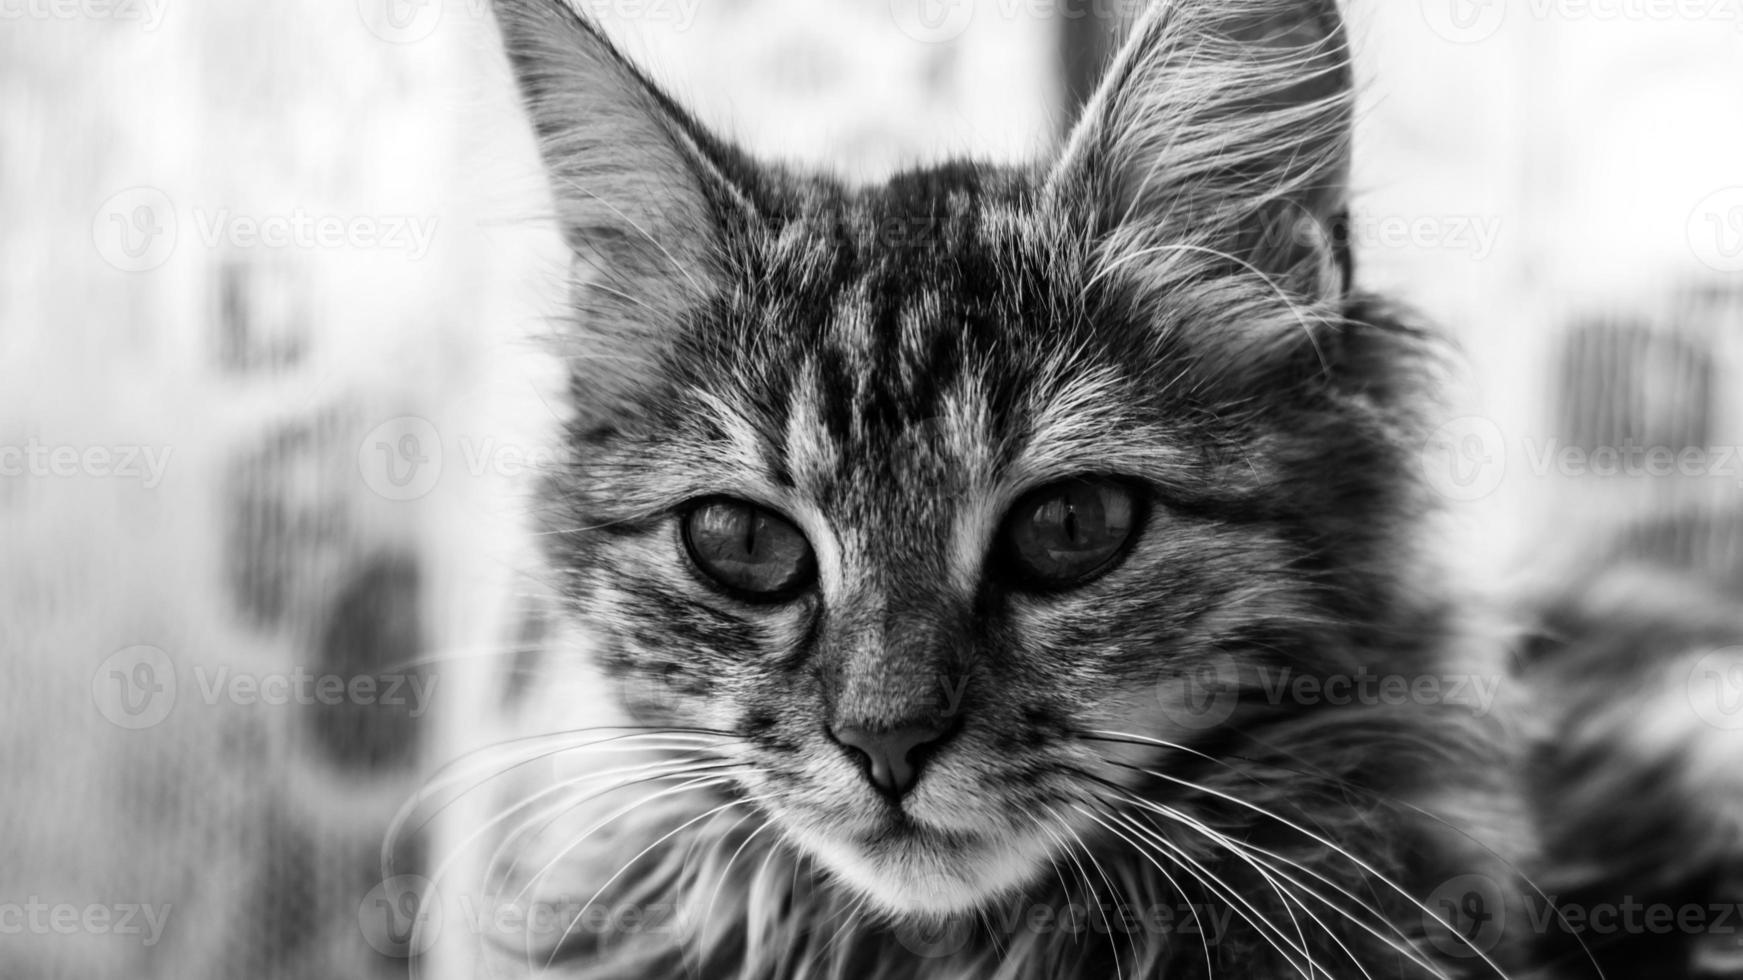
[1049,0,1354,307]
[494,0,748,398]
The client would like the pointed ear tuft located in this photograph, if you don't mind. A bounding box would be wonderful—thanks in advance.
[494,0,750,416]
[1052,0,1355,305]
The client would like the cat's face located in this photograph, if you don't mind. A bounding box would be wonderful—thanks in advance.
[501,0,1425,918]
[545,169,1336,913]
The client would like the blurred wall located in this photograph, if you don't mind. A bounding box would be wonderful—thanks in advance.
[1347,0,1743,572]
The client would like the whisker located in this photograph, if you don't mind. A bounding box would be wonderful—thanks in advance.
[383,727,738,872]
[492,770,746,969]
[1076,733,1504,978]
[1053,816,1130,980]
[444,757,739,894]
[542,790,767,969]
[1208,827,1441,980]
[507,770,755,907]
[1198,724,1603,977]
[1036,804,1101,929]
[740,822,792,974]
[695,813,775,962]
[1018,808,1081,914]
[1062,801,1212,979]
[1079,798,1316,978]
[1080,732,1514,978]
[1111,789,1393,980]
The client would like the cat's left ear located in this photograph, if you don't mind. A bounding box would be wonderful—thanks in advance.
[494,0,755,417]
[1050,0,1354,303]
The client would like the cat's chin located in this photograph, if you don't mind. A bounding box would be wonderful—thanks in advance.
[788,821,1054,917]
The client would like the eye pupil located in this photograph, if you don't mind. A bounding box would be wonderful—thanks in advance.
[683,499,815,600]
[997,479,1137,591]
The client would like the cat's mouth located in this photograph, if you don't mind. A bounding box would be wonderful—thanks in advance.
[852,813,980,849]
[778,805,1056,916]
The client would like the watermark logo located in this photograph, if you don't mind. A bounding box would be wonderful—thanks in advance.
[1428,0,1743,43]
[1425,873,1509,959]
[359,419,577,500]
[92,645,177,730]
[1687,646,1743,732]
[1159,664,1501,729]
[0,440,174,488]
[1227,206,1504,262]
[359,416,444,501]
[1425,421,1743,499]
[91,647,437,729]
[1536,0,1743,27]
[187,208,438,259]
[890,0,974,44]
[0,0,167,30]
[362,885,699,962]
[357,0,444,43]
[94,189,438,269]
[895,892,1237,954]
[93,187,177,272]
[1519,892,1743,939]
[1422,0,1507,43]
[1258,667,1501,715]
[1521,438,1743,485]
[1690,187,1743,274]
[574,0,702,30]
[359,875,443,957]
[892,416,977,505]
[1344,212,1503,260]
[191,665,437,717]
[358,0,701,44]
[456,895,689,942]
[1421,416,1508,502]
[1157,660,1240,732]
[0,900,173,946]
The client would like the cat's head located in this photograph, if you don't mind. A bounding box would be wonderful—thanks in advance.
[499,0,1435,918]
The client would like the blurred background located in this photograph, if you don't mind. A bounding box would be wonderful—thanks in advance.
[3,0,1741,977]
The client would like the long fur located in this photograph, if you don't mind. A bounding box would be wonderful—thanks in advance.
[478,1,1529,977]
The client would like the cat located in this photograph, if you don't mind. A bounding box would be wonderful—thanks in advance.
[461,0,1677,977]
[1517,507,1743,980]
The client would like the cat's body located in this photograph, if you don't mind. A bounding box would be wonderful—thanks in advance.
[1518,511,1743,980]
[469,1,1742,978]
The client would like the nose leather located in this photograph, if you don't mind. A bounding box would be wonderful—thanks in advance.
[832,721,951,797]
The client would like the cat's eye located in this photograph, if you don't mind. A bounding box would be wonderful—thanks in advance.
[682,498,817,600]
[997,479,1139,590]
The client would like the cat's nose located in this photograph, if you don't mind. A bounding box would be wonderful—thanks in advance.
[831,720,952,798]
